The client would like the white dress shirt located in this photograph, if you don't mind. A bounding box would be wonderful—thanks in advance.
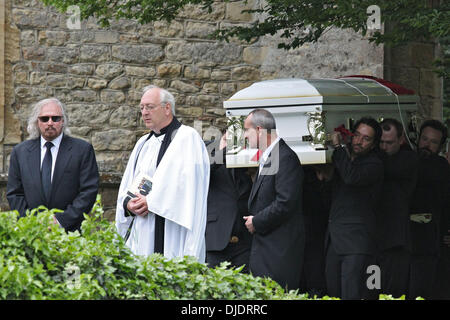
[258,136,280,175]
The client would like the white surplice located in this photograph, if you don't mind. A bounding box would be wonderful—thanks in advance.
[115,125,210,262]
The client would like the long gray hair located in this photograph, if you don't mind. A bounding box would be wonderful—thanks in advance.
[142,85,176,115]
[27,98,71,139]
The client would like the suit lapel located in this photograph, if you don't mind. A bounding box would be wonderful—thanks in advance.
[50,135,73,202]
[26,138,46,203]
[248,169,263,207]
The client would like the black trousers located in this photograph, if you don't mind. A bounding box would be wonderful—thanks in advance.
[377,246,411,298]
[325,242,376,300]
[409,254,438,300]
[206,241,251,273]
[433,251,450,299]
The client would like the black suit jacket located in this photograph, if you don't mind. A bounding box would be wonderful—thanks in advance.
[327,147,384,255]
[206,163,252,252]
[7,134,99,232]
[410,153,450,255]
[376,149,418,251]
[248,139,305,290]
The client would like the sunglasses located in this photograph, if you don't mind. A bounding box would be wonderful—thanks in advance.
[38,116,62,123]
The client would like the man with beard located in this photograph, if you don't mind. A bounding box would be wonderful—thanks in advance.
[7,98,99,232]
[324,117,383,300]
[409,119,450,299]
[377,118,418,298]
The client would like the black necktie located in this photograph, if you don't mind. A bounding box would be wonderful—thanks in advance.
[42,141,54,202]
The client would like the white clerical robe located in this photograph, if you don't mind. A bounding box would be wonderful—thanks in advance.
[115,125,210,262]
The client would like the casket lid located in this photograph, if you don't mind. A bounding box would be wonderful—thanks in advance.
[224,77,418,109]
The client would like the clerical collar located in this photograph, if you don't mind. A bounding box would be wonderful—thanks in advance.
[153,121,170,137]
[152,117,177,137]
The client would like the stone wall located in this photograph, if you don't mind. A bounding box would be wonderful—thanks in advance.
[1,0,387,218]
[384,40,443,120]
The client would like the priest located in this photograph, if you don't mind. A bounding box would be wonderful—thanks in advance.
[115,85,210,262]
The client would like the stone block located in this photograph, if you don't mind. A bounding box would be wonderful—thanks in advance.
[92,129,136,151]
[22,46,45,61]
[166,41,243,66]
[211,70,231,81]
[96,151,126,173]
[154,20,184,38]
[220,82,236,96]
[202,82,219,94]
[12,8,47,28]
[95,63,124,79]
[243,46,269,65]
[69,31,95,43]
[71,89,97,102]
[225,0,255,22]
[21,30,35,46]
[157,63,182,77]
[125,66,156,77]
[47,47,79,64]
[94,31,119,44]
[132,79,153,90]
[179,2,225,21]
[30,71,46,85]
[68,64,94,75]
[68,126,92,139]
[109,106,139,128]
[109,77,130,90]
[80,45,110,62]
[14,71,28,85]
[170,80,200,93]
[184,66,211,79]
[100,90,126,104]
[186,21,216,39]
[87,78,108,90]
[66,103,110,126]
[38,31,68,46]
[175,106,204,117]
[46,74,67,88]
[231,66,260,81]
[111,44,164,63]
[420,69,441,98]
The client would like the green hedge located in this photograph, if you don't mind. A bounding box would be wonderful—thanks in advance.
[0,196,407,300]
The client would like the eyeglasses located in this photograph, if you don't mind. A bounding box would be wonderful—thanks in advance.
[139,104,163,112]
[38,116,62,123]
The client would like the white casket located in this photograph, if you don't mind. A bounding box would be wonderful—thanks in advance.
[223,76,419,167]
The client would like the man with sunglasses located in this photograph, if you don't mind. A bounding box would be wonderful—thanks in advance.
[7,98,99,232]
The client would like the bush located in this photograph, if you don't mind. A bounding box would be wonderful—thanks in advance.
[0,196,308,300]
[0,196,413,300]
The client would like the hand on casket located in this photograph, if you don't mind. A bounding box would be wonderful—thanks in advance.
[333,125,354,144]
